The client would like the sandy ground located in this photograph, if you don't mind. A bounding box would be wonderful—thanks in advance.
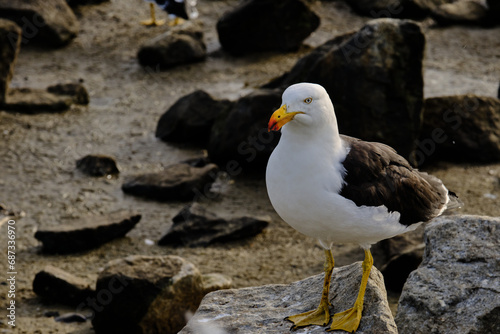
[0,0,499,333]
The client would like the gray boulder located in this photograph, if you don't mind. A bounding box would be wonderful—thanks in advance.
[0,0,79,47]
[0,19,21,105]
[430,1,490,26]
[34,210,141,253]
[155,90,233,145]
[122,163,219,202]
[216,0,320,56]
[138,23,206,70]
[33,265,94,306]
[418,95,500,165]
[158,203,270,247]
[396,215,500,334]
[92,255,205,334]
[265,18,425,161]
[180,263,397,333]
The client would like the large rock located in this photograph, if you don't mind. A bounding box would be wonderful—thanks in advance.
[0,0,79,47]
[396,215,500,334]
[158,203,270,247]
[0,19,21,105]
[430,1,490,26]
[216,0,320,56]
[138,23,206,69]
[92,255,205,334]
[34,210,141,253]
[122,163,219,202]
[418,95,500,165]
[33,265,94,306]
[155,90,233,145]
[265,18,425,161]
[344,0,454,19]
[180,263,397,333]
[207,88,282,173]
[488,0,500,21]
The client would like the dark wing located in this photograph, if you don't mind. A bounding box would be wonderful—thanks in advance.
[339,135,448,226]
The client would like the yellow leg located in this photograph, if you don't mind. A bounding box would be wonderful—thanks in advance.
[286,249,334,329]
[141,3,166,26]
[328,249,373,332]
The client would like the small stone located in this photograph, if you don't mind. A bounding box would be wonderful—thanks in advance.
[158,203,269,247]
[122,163,219,202]
[92,255,205,334]
[179,264,397,333]
[76,154,119,177]
[47,83,89,105]
[0,19,22,105]
[33,265,94,306]
[431,1,490,26]
[3,87,73,113]
[43,311,60,318]
[201,273,232,295]
[138,23,206,69]
[34,210,141,253]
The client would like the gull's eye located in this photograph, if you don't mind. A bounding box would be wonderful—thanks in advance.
[304,97,313,104]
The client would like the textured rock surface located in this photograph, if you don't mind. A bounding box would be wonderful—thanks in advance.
[138,23,206,69]
[76,154,119,177]
[180,263,397,334]
[396,215,500,334]
[156,90,233,145]
[158,203,270,247]
[34,211,141,253]
[0,0,79,47]
[216,0,320,55]
[92,255,205,334]
[122,163,219,201]
[344,0,454,19]
[265,18,425,161]
[33,265,94,306]
[431,1,489,26]
[419,95,500,165]
[208,88,282,173]
[0,19,21,105]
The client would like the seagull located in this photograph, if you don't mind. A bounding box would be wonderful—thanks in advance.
[266,83,462,332]
[141,0,198,26]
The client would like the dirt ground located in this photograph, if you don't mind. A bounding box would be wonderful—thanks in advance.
[0,0,499,333]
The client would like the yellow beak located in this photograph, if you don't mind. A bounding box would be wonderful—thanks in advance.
[268,105,304,132]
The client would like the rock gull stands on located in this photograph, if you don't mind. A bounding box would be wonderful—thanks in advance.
[266,82,462,332]
[141,0,198,26]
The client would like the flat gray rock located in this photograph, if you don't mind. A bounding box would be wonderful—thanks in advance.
[34,210,141,253]
[396,215,500,334]
[180,263,397,334]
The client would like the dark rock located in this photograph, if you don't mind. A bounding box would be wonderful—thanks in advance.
[34,210,141,254]
[138,23,206,69]
[344,0,454,19]
[44,311,60,317]
[158,203,270,247]
[207,88,282,173]
[488,0,500,21]
[216,0,320,56]
[33,265,94,306]
[431,1,490,26]
[76,154,119,177]
[381,243,424,292]
[47,83,89,105]
[92,255,205,334]
[0,0,79,47]
[265,18,425,161]
[396,215,500,334]
[181,155,211,168]
[122,163,219,202]
[0,19,21,105]
[54,312,87,323]
[155,90,233,145]
[2,87,72,113]
[179,263,397,334]
[418,95,500,165]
